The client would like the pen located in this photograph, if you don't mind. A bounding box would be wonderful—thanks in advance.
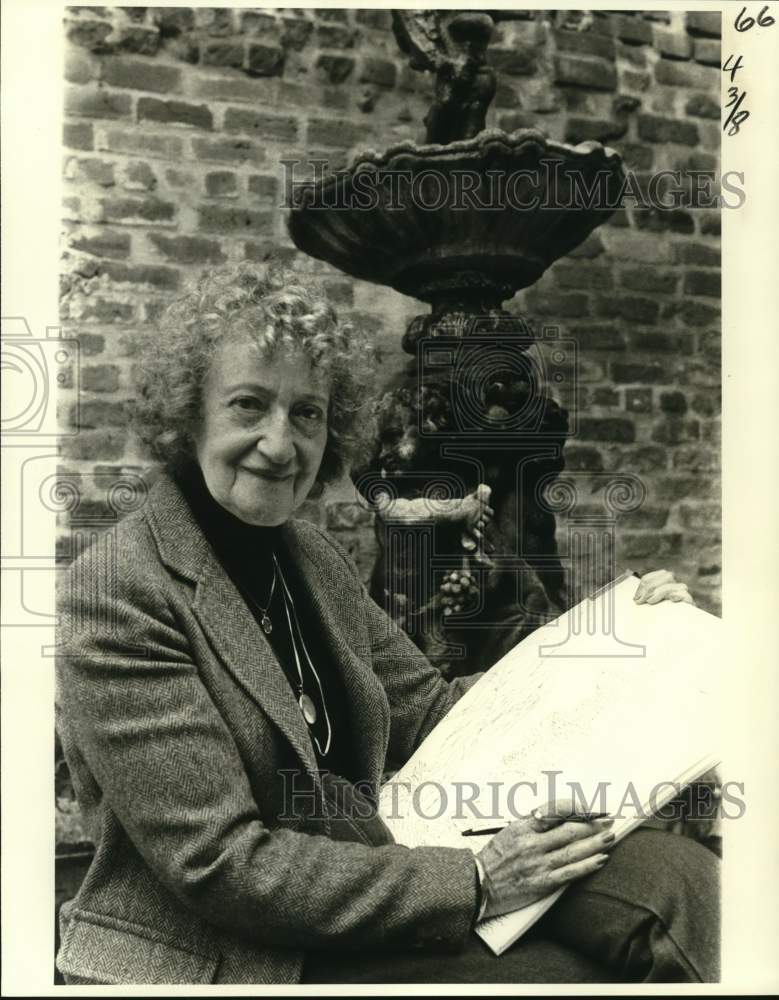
[461,813,610,836]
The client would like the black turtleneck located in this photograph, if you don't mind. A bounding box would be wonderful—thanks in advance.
[176,463,357,783]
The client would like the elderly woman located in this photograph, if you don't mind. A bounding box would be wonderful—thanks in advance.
[56,262,719,985]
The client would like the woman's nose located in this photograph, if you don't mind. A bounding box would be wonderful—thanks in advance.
[256,411,296,466]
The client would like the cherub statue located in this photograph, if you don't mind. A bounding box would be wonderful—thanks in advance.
[392,10,497,144]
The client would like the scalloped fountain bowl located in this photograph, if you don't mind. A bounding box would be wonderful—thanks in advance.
[287,129,624,306]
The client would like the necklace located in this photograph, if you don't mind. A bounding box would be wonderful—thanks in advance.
[247,558,277,635]
[276,556,333,756]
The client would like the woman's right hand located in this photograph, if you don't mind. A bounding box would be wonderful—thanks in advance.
[476,800,616,920]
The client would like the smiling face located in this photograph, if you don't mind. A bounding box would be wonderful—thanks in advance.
[194,338,330,525]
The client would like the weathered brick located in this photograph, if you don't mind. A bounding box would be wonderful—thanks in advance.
[359,56,397,88]
[672,446,719,472]
[632,331,694,355]
[63,121,94,151]
[240,11,277,35]
[686,12,721,38]
[621,532,682,559]
[122,161,157,191]
[65,51,98,85]
[66,19,113,53]
[205,170,238,198]
[552,263,613,291]
[70,229,131,259]
[651,417,700,445]
[654,475,700,500]
[164,168,195,188]
[637,114,698,145]
[655,58,717,89]
[615,40,647,66]
[192,136,265,165]
[660,391,688,415]
[564,116,627,143]
[554,29,615,60]
[246,43,286,77]
[195,7,234,35]
[625,387,653,413]
[224,108,299,141]
[591,388,620,407]
[202,42,244,68]
[611,362,665,384]
[317,23,357,49]
[563,445,605,471]
[147,233,226,265]
[554,55,617,90]
[663,300,720,327]
[62,430,126,462]
[614,445,668,474]
[626,508,669,530]
[597,295,659,324]
[248,175,278,199]
[151,7,196,35]
[699,213,721,237]
[691,389,720,417]
[677,504,720,529]
[693,39,720,66]
[613,14,652,45]
[620,268,678,294]
[570,325,626,351]
[355,9,392,31]
[655,30,693,60]
[619,142,654,171]
[100,128,184,161]
[634,208,694,235]
[116,26,160,56]
[527,291,589,318]
[198,205,275,234]
[100,195,175,224]
[101,262,180,290]
[307,117,363,146]
[317,54,355,84]
[489,46,537,77]
[137,97,212,129]
[75,332,106,357]
[684,270,721,298]
[163,36,199,64]
[685,93,719,119]
[103,59,180,93]
[65,156,115,187]
[75,399,130,428]
[577,418,635,443]
[621,70,651,91]
[65,87,133,120]
[282,17,314,50]
[82,364,121,392]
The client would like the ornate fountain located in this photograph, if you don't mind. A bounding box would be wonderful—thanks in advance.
[288,10,625,676]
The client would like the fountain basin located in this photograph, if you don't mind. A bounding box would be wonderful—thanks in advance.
[288,128,624,305]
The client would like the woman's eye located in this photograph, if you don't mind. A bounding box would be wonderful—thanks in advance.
[231,396,264,414]
[296,405,325,424]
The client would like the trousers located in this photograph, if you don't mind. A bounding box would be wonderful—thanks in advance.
[301,828,721,984]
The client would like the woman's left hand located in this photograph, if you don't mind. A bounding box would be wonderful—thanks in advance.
[633,569,694,606]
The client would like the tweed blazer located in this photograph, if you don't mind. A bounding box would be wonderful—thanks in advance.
[55,472,482,985]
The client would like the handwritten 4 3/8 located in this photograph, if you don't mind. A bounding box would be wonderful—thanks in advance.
[723,6,775,135]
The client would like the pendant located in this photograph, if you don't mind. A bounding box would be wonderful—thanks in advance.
[299,692,317,725]
[261,613,272,635]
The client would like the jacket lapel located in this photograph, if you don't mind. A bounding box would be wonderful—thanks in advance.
[145,473,319,777]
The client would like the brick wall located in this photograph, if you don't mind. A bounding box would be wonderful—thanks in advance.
[60,6,721,613]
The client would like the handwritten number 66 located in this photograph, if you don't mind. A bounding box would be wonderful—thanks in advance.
[735,4,775,30]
